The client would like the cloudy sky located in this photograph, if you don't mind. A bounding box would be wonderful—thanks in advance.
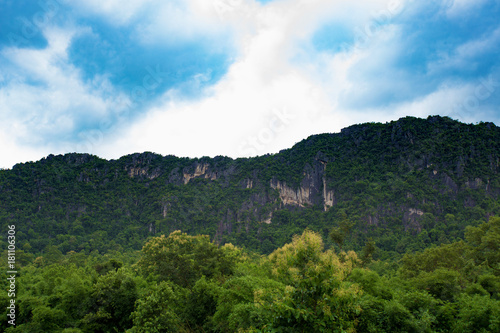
[1,0,499,169]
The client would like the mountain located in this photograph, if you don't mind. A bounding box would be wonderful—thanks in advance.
[1,116,499,257]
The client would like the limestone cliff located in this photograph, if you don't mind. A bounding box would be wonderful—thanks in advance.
[183,163,217,184]
[270,180,312,207]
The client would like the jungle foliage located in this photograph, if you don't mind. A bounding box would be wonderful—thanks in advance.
[0,116,499,331]
[0,219,499,332]
[0,116,498,259]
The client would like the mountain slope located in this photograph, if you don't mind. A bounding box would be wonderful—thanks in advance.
[1,116,499,256]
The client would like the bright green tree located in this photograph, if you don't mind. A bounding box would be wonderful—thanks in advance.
[128,281,187,333]
[258,230,362,332]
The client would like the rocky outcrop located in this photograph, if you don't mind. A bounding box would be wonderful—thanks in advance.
[161,199,170,218]
[321,161,335,211]
[127,167,160,179]
[403,208,425,232]
[366,215,379,227]
[465,178,483,189]
[270,180,312,207]
[242,179,253,189]
[270,158,336,210]
[261,213,273,224]
[324,190,335,210]
[183,163,217,184]
[408,208,424,216]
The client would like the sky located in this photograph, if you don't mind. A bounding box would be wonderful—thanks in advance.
[0,0,499,169]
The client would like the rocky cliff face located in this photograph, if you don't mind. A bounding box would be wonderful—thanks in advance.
[118,118,498,237]
[270,180,312,207]
[183,163,217,184]
[269,160,335,211]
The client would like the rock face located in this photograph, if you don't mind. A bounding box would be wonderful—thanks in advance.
[270,180,312,207]
[269,157,336,210]
[243,179,253,189]
[183,163,217,184]
[465,178,483,189]
[403,208,426,232]
[127,167,160,179]
[409,208,424,216]
[322,162,335,211]
[324,189,335,210]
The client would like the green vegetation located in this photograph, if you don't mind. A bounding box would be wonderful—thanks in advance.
[0,116,499,330]
[1,219,499,332]
[0,116,498,258]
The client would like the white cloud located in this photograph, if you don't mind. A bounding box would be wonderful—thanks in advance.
[97,0,500,161]
[71,0,258,45]
[446,0,489,18]
[0,25,131,164]
[0,132,53,170]
[96,0,411,159]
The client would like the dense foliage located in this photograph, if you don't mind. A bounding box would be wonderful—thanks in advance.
[1,218,499,332]
[0,116,498,260]
[0,116,499,330]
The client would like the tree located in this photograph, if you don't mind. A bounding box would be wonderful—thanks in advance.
[452,294,500,333]
[211,275,284,332]
[360,238,376,265]
[466,216,500,272]
[129,281,186,333]
[137,231,241,288]
[260,230,362,332]
[329,212,355,252]
[82,269,138,332]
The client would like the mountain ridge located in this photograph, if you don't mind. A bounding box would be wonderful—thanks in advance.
[1,115,499,256]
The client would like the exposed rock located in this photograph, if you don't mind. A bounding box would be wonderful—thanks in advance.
[324,190,335,210]
[183,163,217,184]
[270,179,312,207]
[366,215,379,226]
[161,200,170,218]
[239,178,253,189]
[442,173,458,193]
[465,178,483,189]
[403,208,425,232]
[409,208,424,216]
[321,161,335,210]
[262,213,272,224]
[127,167,160,179]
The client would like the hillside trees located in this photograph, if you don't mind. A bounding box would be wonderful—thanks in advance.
[0,116,498,258]
[1,217,500,332]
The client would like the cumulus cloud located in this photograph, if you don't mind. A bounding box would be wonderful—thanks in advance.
[89,0,500,160]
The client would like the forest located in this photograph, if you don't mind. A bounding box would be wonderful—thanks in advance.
[0,218,499,332]
[0,116,499,331]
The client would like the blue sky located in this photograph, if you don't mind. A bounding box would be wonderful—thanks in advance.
[0,0,499,168]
